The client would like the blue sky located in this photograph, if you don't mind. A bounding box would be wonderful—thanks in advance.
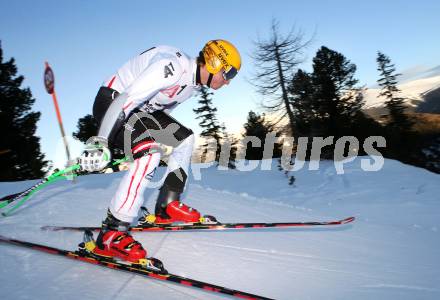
[1,0,439,168]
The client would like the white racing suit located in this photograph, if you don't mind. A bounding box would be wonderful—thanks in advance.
[93,46,201,223]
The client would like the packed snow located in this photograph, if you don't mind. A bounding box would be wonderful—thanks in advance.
[0,158,439,300]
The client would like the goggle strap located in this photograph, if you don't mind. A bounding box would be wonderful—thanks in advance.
[196,65,201,85]
[207,73,214,88]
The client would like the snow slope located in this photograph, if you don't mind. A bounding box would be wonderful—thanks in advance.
[0,158,439,300]
[363,75,440,109]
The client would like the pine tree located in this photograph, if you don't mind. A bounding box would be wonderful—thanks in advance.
[311,46,364,139]
[376,51,416,161]
[376,51,413,131]
[288,69,316,137]
[286,46,366,158]
[73,114,98,143]
[287,69,317,160]
[0,42,47,180]
[219,125,239,169]
[193,86,224,162]
[242,111,282,160]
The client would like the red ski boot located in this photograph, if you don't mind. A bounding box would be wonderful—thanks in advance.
[153,189,201,224]
[93,210,147,264]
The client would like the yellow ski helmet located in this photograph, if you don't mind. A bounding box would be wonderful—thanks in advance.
[202,40,241,80]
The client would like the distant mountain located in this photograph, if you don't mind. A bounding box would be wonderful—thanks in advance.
[416,85,440,113]
[363,75,440,117]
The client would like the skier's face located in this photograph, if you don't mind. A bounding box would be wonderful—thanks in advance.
[209,71,230,90]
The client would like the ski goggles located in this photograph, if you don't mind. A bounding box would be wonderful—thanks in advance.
[222,65,238,81]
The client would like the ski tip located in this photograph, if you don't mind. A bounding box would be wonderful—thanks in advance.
[341,216,355,224]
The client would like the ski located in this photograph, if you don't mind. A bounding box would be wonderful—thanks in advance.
[42,214,355,232]
[0,232,273,300]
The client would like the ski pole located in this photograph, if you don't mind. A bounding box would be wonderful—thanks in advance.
[1,164,81,203]
[0,155,129,207]
[0,164,81,216]
[1,175,70,215]
[0,157,129,216]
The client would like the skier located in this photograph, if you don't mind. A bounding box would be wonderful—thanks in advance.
[78,40,241,264]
